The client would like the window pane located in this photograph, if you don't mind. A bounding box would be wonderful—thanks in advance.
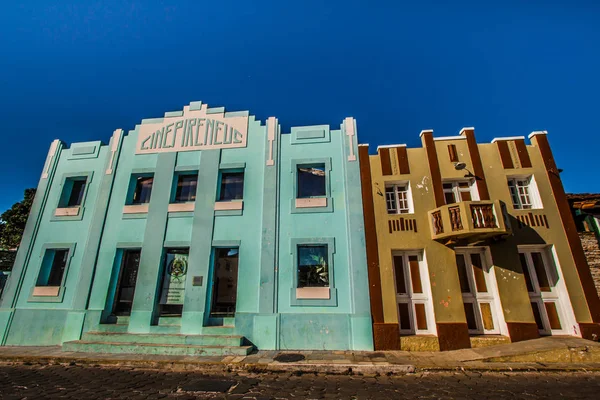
[444,192,456,205]
[397,188,410,212]
[297,165,326,198]
[519,253,534,292]
[480,303,495,331]
[508,181,521,208]
[133,177,153,204]
[398,303,411,331]
[415,303,428,330]
[385,187,397,214]
[458,181,470,189]
[470,253,488,293]
[67,179,86,207]
[174,174,198,203]
[455,255,471,293]
[297,245,329,287]
[409,255,423,294]
[531,302,545,331]
[393,256,407,294]
[464,302,478,331]
[47,250,68,286]
[531,252,551,292]
[219,172,244,201]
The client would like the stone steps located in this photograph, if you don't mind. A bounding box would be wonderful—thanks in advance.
[63,340,253,356]
[81,332,244,347]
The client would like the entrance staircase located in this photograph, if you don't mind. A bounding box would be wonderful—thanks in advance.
[62,318,253,356]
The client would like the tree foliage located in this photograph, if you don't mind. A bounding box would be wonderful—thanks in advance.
[0,188,36,250]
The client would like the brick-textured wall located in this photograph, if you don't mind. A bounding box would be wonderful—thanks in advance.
[579,232,600,297]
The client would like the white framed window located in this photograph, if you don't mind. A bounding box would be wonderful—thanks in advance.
[392,251,435,335]
[385,183,413,214]
[455,248,504,335]
[508,176,543,210]
[442,180,478,204]
[518,246,575,336]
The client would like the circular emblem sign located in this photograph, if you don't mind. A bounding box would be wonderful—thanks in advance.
[168,257,187,282]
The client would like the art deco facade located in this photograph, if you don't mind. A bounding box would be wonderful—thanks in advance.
[0,102,373,354]
[360,128,600,350]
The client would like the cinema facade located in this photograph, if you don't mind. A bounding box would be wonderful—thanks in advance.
[0,102,372,354]
[0,101,599,355]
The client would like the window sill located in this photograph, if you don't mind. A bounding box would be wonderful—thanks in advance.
[296,287,330,299]
[296,197,327,208]
[291,197,333,214]
[214,200,243,211]
[168,202,195,213]
[54,207,80,217]
[51,206,84,221]
[28,286,65,303]
[32,286,60,296]
[123,204,149,213]
[214,200,244,216]
[290,287,338,306]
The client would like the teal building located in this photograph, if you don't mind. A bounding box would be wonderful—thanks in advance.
[0,102,373,354]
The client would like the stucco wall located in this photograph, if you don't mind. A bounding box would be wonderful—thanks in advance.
[579,232,600,297]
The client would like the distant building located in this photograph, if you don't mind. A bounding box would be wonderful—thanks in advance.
[567,193,600,297]
[0,102,372,354]
[359,129,600,350]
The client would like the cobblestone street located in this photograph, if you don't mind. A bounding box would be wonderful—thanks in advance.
[0,365,599,399]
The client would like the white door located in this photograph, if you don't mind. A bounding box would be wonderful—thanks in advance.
[392,251,435,335]
[518,248,571,335]
[455,248,502,335]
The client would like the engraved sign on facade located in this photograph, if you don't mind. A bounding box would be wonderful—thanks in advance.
[136,103,248,154]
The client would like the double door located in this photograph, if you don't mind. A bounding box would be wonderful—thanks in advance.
[518,248,571,335]
[455,248,502,335]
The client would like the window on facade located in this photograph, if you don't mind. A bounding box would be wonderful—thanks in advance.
[58,177,87,208]
[174,173,198,203]
[131,176,154,205]
[297,245,329,288]
[36,249,69,287]
[508,176,541,209]
[386,183,412,214]
[443,180,474,204]
[297,164,326,198]
[219,171,244,201]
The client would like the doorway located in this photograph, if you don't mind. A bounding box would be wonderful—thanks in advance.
[209,248,239,319]
[113,249,141,316]
[518,247,573,335]
[455,248,503,335]
[391,251,435,335]
[158,248,189,317]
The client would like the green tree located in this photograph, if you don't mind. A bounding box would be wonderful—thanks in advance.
[0,188,36,250]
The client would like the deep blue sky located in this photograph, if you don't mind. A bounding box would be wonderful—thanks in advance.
[1,1,599,212]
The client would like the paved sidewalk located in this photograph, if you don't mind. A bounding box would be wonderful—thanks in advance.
[0,337,599,375]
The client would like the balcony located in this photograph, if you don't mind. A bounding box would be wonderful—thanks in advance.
[428,200,511,242]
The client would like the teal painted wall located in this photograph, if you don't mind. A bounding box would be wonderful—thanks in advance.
[0,102,373,350]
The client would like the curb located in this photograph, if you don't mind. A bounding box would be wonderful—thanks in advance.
[0,355,416,376]
[2,355,600,374]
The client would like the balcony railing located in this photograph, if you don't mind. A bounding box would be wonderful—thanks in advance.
[428,200,511,242]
